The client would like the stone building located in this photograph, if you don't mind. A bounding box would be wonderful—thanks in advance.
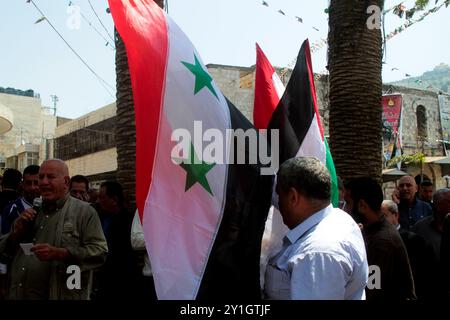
[53,103,116,188]
[207,64,292,124]
[52,64,449,194]
[0,88,58,172]
[207,64,449,192]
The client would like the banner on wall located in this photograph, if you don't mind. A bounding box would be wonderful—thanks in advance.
[439,95,450,144]
[382,94,403,162]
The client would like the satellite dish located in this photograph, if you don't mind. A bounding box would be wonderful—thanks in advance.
[0,102,13,135]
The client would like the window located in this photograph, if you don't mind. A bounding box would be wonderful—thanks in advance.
[416,105,427,139]
[26,152,39,166]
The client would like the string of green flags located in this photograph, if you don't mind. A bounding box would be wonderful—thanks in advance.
[259,0,321,32]
[277,1,448,87]
[261,0,448,56]
[385,0,449,18]
[385,0,449,40]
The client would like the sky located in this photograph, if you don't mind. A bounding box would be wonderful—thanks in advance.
[0,0,448,119]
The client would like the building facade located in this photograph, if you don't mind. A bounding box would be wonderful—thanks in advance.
[54,103,116,188]
[207,64,449,192]
[0,88,57,173]
[52,64,449,193]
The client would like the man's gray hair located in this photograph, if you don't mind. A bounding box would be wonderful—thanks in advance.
[433,188,450,204]
[382,200,398,214]
[277,157,331,201]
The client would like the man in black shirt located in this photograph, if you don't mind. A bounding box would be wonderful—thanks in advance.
[91,181,140,300]
[441,214,450,299]
[0,169,22,219]
[0,168,22,299]
[345,177,416,300]
[382,200,434,299]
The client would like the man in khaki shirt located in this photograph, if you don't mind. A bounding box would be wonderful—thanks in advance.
[0,159,108,299]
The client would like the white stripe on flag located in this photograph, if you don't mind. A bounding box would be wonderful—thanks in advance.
[143,14,230,300]
[295,114,326,163]
[272,71,285,100]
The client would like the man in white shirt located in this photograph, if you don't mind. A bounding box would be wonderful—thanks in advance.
[131,210,157,300]
[264,157,368,300]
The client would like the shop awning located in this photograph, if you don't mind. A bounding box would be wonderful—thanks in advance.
[382,168,407,183]
[425,156,450,165]
[425,156,450,175]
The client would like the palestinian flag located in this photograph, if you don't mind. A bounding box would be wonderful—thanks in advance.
[254,43,288,288]
[264,40,339,207]
[109,0,272,300]
[253,43,285,129]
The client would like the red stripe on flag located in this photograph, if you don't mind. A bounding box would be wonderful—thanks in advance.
[304,39,324,141]
[108,0,168,220]
[254,43,281,129]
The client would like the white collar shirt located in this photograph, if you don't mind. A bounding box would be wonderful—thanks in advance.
[264,205,368,300]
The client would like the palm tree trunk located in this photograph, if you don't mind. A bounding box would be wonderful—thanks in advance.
[328,0,384,183]
[114,0,164,211]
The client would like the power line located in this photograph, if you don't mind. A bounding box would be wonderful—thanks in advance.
[28,0,115,98]
[87,0,115,43]
[68,1,115,50]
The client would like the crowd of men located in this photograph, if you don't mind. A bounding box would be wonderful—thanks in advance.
[263,159,449,300]
[0,159,156,300]
[0,157,449,300]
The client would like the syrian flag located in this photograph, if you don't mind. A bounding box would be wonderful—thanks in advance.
[262,40,339,207]
[109,0,272,300]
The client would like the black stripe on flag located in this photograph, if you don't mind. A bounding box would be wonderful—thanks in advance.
[197,98,274,300]
[268,40,316,164]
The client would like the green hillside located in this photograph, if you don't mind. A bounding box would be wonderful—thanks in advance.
[389,63,450,93]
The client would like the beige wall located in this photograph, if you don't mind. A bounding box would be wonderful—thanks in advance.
[54,103,117,180]
[0,93,57,168]
[55,103,116,138]
[66,148,117,177]
[391,87,443,156]
[0,93,42,157]
[209,66,255,121]
[208,65,330,136]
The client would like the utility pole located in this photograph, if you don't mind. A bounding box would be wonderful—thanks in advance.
[50,95,58,116]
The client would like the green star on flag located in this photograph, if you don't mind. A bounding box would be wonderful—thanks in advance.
[182,54,218,99]
[174,143,215,196]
